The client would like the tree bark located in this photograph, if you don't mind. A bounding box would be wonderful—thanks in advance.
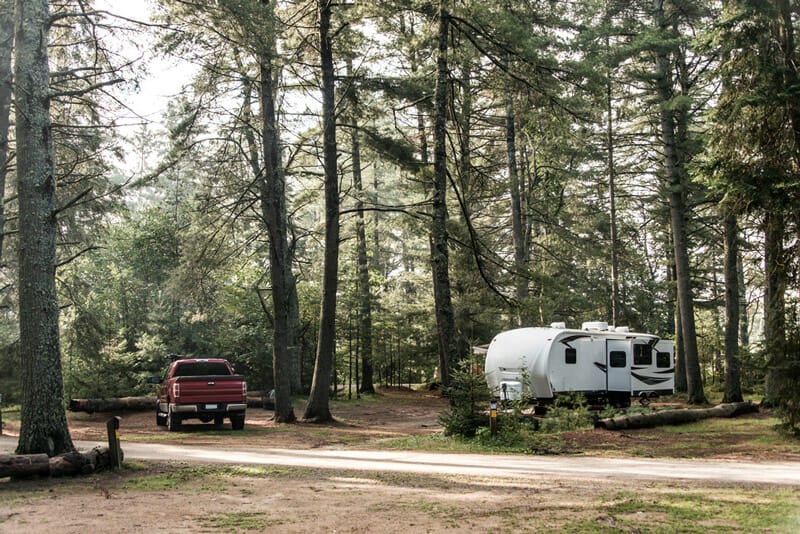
[14,0,74,456]
[606,74,620,327]
[430,3,458,387]
[653,0,705,405]
[595,401,758,430]
[304,0,338,422]
[0,0,12,261]
[1,446,116,479]
[346,60,375,395]
[722,211,743,403]
[506,85,528,325]
[257,0,296,424]
[762,212,786,406]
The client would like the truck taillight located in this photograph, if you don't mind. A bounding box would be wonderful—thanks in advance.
[172,382,180,399]
[242,382,247,397]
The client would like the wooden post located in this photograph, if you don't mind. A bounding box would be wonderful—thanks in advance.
[490,399,498,437]
[106,416,122,469]
[0,393,3,435]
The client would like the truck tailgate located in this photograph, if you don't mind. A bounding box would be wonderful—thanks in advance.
[173,375,246,403]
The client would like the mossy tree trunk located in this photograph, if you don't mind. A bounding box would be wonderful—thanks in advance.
[14,0,74,456]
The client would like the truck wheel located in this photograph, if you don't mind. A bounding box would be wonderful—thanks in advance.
[231,415,245,430]
[156,402,167,426]
[167,407,181,432]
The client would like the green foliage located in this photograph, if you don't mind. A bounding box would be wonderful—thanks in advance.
[438,360,491,437]
[538,394,596,434]
[772,346,800,434]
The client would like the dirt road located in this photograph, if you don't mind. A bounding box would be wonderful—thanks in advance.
[2,435,799,485]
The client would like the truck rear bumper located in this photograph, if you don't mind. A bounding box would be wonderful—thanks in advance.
[169,403,247,414]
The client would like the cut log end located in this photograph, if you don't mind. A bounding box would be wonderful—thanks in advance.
[1,446,120,479]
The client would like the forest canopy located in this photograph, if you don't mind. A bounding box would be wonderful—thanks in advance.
[2,0,800,432]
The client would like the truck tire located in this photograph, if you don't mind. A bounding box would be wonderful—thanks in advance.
[155,402,167,426]
[231,414,245,430]
[167,407,181,432]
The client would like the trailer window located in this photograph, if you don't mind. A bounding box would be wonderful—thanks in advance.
[565,347,577,364]
[633,344,652,366]
[656,351,671,368]
[609,351,627,368]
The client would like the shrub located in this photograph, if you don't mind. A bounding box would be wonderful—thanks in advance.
[438,360,491,437]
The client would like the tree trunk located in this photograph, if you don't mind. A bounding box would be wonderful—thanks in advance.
[595,401,758,430]
[14,0,74,456]
[653,0,705,405]
[346,61,375,395]
[606,75,621,327]
[670,240,687,393]
[737,251,749,347]
[304,0,338,422]
[762,212,786,406]
[506,86,528,325]
[722,211,743,403]
[430,3,458,387]
[256,0,296,423]
[761,0,797,409]
[0,0,12,260]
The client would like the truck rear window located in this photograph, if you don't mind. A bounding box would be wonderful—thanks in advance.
[173,362,231,377]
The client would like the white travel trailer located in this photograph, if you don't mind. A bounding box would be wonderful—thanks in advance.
[484,322,674,406]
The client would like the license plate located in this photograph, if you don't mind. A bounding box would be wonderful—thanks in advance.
[205,404,218,410]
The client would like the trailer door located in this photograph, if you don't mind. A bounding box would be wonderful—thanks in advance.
[606,339,631,393]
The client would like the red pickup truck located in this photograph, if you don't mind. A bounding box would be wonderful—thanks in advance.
[152,358,247,431]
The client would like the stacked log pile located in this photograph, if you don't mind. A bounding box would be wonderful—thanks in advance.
[0,446,119,479]
[595,401,759,430]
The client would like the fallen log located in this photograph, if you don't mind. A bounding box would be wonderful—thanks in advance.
[69,396,155,413]
[1,446,119,479]
[70,395,270,412]
[248,392,275,410]
[595,401,759,430]
[0,452,50,478]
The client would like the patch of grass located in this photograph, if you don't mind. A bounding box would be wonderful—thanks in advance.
[121,463,224,491]
[572,486,800,533]
[201,511,283,530]
[120,427,268,442]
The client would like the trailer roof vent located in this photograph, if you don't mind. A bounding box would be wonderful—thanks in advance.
[582,321,609,331]
[613,326,630,333]
[550,322,566,329]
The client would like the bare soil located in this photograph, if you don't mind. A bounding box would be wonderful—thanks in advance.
[64,386,450,449]
[2,389,799,533]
